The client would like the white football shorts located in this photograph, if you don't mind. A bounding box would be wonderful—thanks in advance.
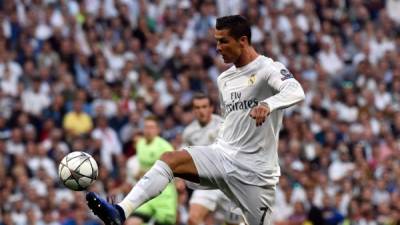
[189,189,242,224]
[185,144,279,225]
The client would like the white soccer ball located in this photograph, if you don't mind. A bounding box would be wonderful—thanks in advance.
[58,151,98,191]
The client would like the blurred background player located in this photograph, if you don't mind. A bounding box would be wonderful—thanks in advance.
[126,116,178,225]
[182,93,241,225]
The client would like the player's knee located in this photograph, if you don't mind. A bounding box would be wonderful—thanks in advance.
[160,150,196,179]
[160,152,178,169]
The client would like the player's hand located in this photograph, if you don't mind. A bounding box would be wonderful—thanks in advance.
[250,103,270,127]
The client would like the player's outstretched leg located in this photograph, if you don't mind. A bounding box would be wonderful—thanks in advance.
[86,152,197,224]
[86,192,126,225]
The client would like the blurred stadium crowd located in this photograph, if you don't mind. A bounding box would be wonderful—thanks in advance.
[0,0,400,224]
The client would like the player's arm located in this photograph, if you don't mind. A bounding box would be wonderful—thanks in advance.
[262,62,305,111]
[250,62,305,126]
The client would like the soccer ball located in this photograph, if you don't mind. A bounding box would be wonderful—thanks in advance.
[58,151,98,191]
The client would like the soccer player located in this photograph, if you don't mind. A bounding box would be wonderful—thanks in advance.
[182,93,241,225]
[86,15,305,225]
[127,116,177,225]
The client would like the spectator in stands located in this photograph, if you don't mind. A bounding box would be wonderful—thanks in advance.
[63,99,93,138]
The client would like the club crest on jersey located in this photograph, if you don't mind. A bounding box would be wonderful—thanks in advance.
[248,74,256,86]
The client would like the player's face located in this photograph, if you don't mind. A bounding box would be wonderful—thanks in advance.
[193,98,213,125]
[215,29,243,64]
[143,120,159,140]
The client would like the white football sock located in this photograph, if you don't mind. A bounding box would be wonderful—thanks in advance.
[118,160,174,217]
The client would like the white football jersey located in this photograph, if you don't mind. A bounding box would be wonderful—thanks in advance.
[182,114,223,146]
[216,55,305,185]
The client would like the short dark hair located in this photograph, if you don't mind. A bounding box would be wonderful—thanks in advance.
[216,15,251,44]
[191,93,212,106]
